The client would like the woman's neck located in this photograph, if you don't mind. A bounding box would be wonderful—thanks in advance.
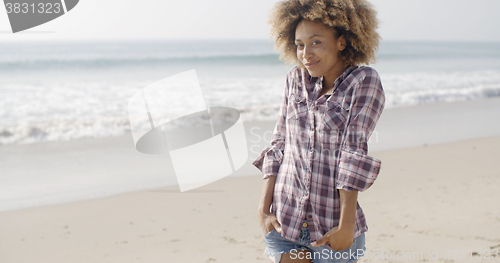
[322,64,349,91]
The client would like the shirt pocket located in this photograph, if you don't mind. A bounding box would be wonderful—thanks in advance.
[286,93,308,120]
[322,100,349,131]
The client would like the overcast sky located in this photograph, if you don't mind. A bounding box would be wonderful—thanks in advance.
[1,0,499,42]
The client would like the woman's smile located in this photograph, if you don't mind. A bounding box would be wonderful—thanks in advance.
[304,60,319,69]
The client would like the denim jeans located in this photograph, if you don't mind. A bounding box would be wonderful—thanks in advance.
[264,219,366,263]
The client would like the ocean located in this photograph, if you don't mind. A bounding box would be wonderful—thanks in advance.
[1,39,500,146]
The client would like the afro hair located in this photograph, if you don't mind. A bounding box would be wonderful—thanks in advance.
[268,0,381,67]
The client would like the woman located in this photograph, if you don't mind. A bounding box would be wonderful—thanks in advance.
[252,0,385,262]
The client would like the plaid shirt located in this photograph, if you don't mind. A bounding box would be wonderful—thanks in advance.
[253,65,385,249]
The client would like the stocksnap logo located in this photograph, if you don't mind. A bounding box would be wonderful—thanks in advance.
[127,70,249,192]
[3,0,79,33]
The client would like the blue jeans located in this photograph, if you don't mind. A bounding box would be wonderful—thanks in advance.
[264,219,366,263]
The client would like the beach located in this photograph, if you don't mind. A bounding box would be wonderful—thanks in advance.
[1,97,500,263]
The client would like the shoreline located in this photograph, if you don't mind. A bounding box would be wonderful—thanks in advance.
[1,96,500,213]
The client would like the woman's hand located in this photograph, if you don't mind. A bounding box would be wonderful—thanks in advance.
[310,225,354,251]
[258,210,282,235]
[310,188,358,250]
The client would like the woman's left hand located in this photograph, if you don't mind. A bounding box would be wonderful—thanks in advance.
[310,225,354,251]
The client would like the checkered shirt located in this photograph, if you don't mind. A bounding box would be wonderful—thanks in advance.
[253,65,386,249]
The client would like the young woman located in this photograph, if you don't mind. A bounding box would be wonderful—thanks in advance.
[253,0,385,262]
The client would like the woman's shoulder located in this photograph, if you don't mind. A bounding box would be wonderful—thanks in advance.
[349,66,384,97]
[286,65,302,80]
[351,66,381,81]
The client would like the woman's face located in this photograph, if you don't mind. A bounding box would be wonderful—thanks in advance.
[295,20,346,80]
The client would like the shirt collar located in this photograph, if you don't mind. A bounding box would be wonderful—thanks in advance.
[304,65,358,93]
[332,65,358,90]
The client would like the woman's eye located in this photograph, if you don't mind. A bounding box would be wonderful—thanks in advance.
[296,44,304,48]
[312,41,321,45]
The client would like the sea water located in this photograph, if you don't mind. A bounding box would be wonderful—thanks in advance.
[1,39,500,146]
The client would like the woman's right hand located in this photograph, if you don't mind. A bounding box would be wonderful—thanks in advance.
[258,210,282,235]
[258,176,280,235]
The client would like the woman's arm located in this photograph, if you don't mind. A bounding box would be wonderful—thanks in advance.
[311,189,358,250]
[338,189,358,232]
[257,176,282,234]
[252,69,292,178]
[335,67,386,192]
[253,69,294,234]
[258,176,276,214]
[312,67,385,250]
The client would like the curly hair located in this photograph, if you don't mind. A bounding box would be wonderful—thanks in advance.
[268,0,381,67]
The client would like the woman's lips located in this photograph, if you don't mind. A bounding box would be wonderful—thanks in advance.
[305,61,319,69]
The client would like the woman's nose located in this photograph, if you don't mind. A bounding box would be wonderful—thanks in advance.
[303,45,313,60]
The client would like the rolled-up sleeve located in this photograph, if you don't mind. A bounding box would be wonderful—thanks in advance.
[252,70,291,179]
[335,68,385,192]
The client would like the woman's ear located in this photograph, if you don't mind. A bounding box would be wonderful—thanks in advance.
[338,35,347,51]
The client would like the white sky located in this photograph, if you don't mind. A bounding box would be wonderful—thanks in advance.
[1,0,499,42]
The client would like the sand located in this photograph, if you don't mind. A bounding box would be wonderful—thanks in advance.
[1,137,499,262]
